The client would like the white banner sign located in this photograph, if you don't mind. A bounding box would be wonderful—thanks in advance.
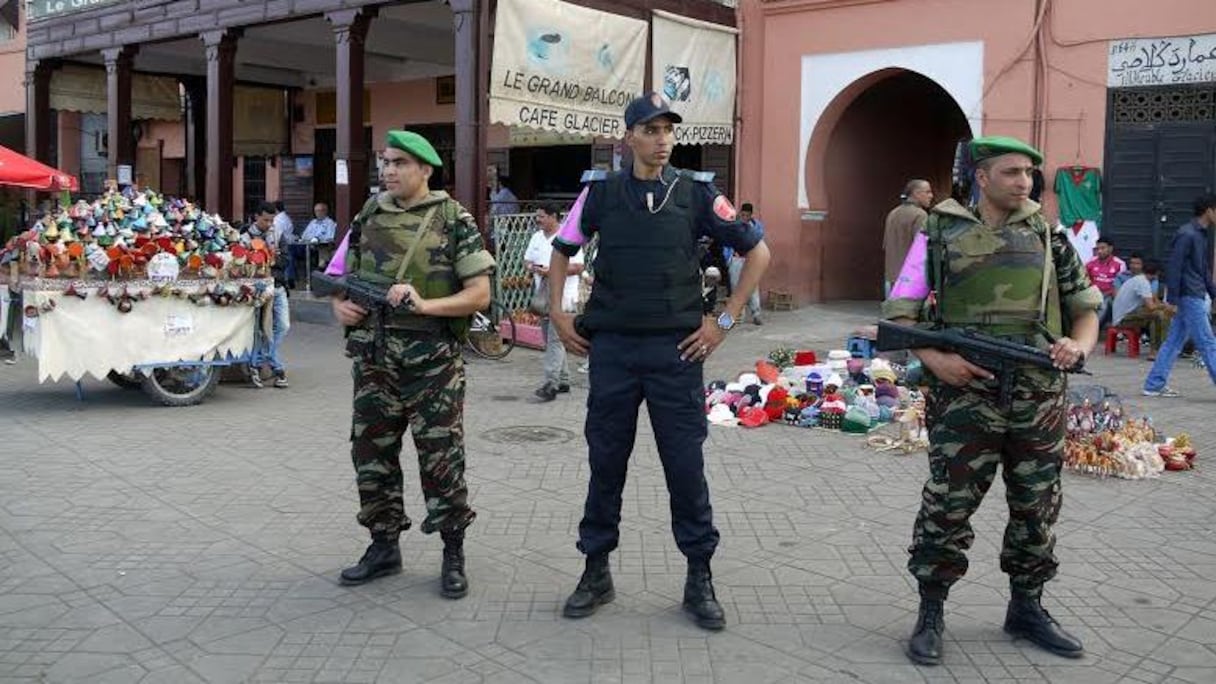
[651,11,737,145]
[491,0,648,139]
[1108,33,1216,87]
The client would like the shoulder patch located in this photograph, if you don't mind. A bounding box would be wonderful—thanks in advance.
[682,170,716,183]
[580,169,609,183]
[712,194,736,222]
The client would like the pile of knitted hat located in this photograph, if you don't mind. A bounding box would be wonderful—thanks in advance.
[0,186,272,280]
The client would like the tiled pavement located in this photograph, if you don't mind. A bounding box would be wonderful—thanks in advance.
[1,302,1215,683]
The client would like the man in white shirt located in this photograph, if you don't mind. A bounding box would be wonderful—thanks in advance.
[525,202,584,401]
[288,202,338,287]
[489,175,520,216]
[1112,261,1173,360]
[271,201,294,246]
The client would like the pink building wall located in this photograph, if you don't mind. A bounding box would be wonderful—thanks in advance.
[738,0,1216,304]
[0,18,26,116]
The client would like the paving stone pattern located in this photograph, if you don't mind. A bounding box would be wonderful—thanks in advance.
[1,302,1214,683]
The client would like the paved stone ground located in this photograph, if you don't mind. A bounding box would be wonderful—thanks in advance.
[1,302,1215,683]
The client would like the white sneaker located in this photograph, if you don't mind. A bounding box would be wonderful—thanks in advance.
[1142,387,1181,398]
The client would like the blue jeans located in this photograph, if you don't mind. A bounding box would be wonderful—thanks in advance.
[1144,296,1216,392]
[252,286,290,372]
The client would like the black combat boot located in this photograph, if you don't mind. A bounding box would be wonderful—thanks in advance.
[906,586,946,666]
[439,529,468,599]
[1004,592,1084,658]
[683,558,725,631]
[340,534,402,586]
[563,553,614,618]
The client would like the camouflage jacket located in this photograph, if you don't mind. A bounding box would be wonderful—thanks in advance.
[882,198,1101,392]
[347,191,495,336]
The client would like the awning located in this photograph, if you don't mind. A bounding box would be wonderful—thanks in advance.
[0,145,79,191]
[49,65,183,121]
[234,86,288,157]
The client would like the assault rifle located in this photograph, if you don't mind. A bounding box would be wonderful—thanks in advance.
[876,321,1089,409]
[311,271,412,364]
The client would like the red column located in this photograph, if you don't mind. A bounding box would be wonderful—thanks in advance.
[24,60,54,165]
[102,45,138,185]
[327,8,375,238]
[201,29,239,219]
[450,0,488,230]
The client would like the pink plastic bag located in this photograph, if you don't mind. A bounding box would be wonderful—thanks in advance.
[324,233,350,276]
[889,233,930,299]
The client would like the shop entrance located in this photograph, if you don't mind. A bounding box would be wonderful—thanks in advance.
[820,70,971,300]
[1103,84,1216,263]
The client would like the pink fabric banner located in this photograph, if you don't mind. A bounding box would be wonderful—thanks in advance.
[325,233,350,276]
[889,232,930,299]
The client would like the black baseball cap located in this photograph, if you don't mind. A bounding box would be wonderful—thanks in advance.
[624,92,684,129]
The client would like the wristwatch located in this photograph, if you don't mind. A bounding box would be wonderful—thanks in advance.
[716,311,736,331]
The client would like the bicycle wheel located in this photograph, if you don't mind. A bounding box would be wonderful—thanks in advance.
[466,300,517,360]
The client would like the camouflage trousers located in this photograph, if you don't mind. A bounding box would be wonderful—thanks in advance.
[348,327,475,537]
[909,377,1066,599]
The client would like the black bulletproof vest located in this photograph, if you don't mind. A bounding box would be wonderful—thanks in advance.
[581,170,703,333]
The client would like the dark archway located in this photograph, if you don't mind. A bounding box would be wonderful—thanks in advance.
[820,71,970,300]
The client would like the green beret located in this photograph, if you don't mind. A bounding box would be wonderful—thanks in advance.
[969,135,1042,166]
[386,130,442,167]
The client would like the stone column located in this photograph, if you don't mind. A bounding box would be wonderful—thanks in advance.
[450,0,489,231]
[326,8,375,237]
[181,77,207,202]
[102,45,138,184]
[24,60,54,165]
[201,29,239,219]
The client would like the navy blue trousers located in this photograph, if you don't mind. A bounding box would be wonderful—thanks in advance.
[577,331,720,560]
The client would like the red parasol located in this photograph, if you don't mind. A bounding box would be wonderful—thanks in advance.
[0,144,79,191]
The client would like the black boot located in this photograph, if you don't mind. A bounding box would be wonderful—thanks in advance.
[440,529,468,599]
[906,586,946,666]
[1004,592,1084,658]
[683,558,725,631]
[563,554,614,618]
[340,535,402,586]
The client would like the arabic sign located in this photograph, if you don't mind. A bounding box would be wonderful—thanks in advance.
[27,0,122,22]
[651,11,737,145]
[1108,34,1216,87]
[491,0,648,139]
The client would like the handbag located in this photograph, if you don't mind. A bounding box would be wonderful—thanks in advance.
[529,277,550,315]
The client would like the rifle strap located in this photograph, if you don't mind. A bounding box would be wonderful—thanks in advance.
[1032,213,1054,329]
[393,205,443,284]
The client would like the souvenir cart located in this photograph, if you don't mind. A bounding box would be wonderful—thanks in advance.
[0,186,274,406]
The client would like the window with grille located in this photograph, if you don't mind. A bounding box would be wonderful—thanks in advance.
[1110,85,1216,126]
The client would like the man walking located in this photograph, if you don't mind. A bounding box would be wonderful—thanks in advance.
[524,202,584,402]
[1142,194,1216,397]
[330,130,495,598]
[884,179,933,297]
[548,93,770,631]
[249,202,291,389]
[725,203,765,324]
[884,136,1101,665]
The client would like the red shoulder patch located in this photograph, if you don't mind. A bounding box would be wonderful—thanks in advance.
[713,195,737,222]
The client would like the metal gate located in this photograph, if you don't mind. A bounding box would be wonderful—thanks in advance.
[1103,85,1216,263]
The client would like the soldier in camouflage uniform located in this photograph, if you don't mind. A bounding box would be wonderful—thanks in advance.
[331,130,494,598]
[883,136,1102,665]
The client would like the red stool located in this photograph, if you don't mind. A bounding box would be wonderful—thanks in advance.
[1104,326,1141,358]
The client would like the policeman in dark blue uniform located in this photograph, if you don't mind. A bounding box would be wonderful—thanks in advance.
[547,92,771,631]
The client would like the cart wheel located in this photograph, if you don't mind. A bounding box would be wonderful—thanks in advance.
[106,370,143,390]
[141,365,221,406]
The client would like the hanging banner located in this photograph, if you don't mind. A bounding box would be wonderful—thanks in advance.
[1108,33,1216,87]
[651,11,738,145]
[491,0,647,140]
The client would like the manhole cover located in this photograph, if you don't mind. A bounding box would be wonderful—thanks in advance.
[482,425,577,445]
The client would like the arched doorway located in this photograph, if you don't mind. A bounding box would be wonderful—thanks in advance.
[817,71,970,300]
